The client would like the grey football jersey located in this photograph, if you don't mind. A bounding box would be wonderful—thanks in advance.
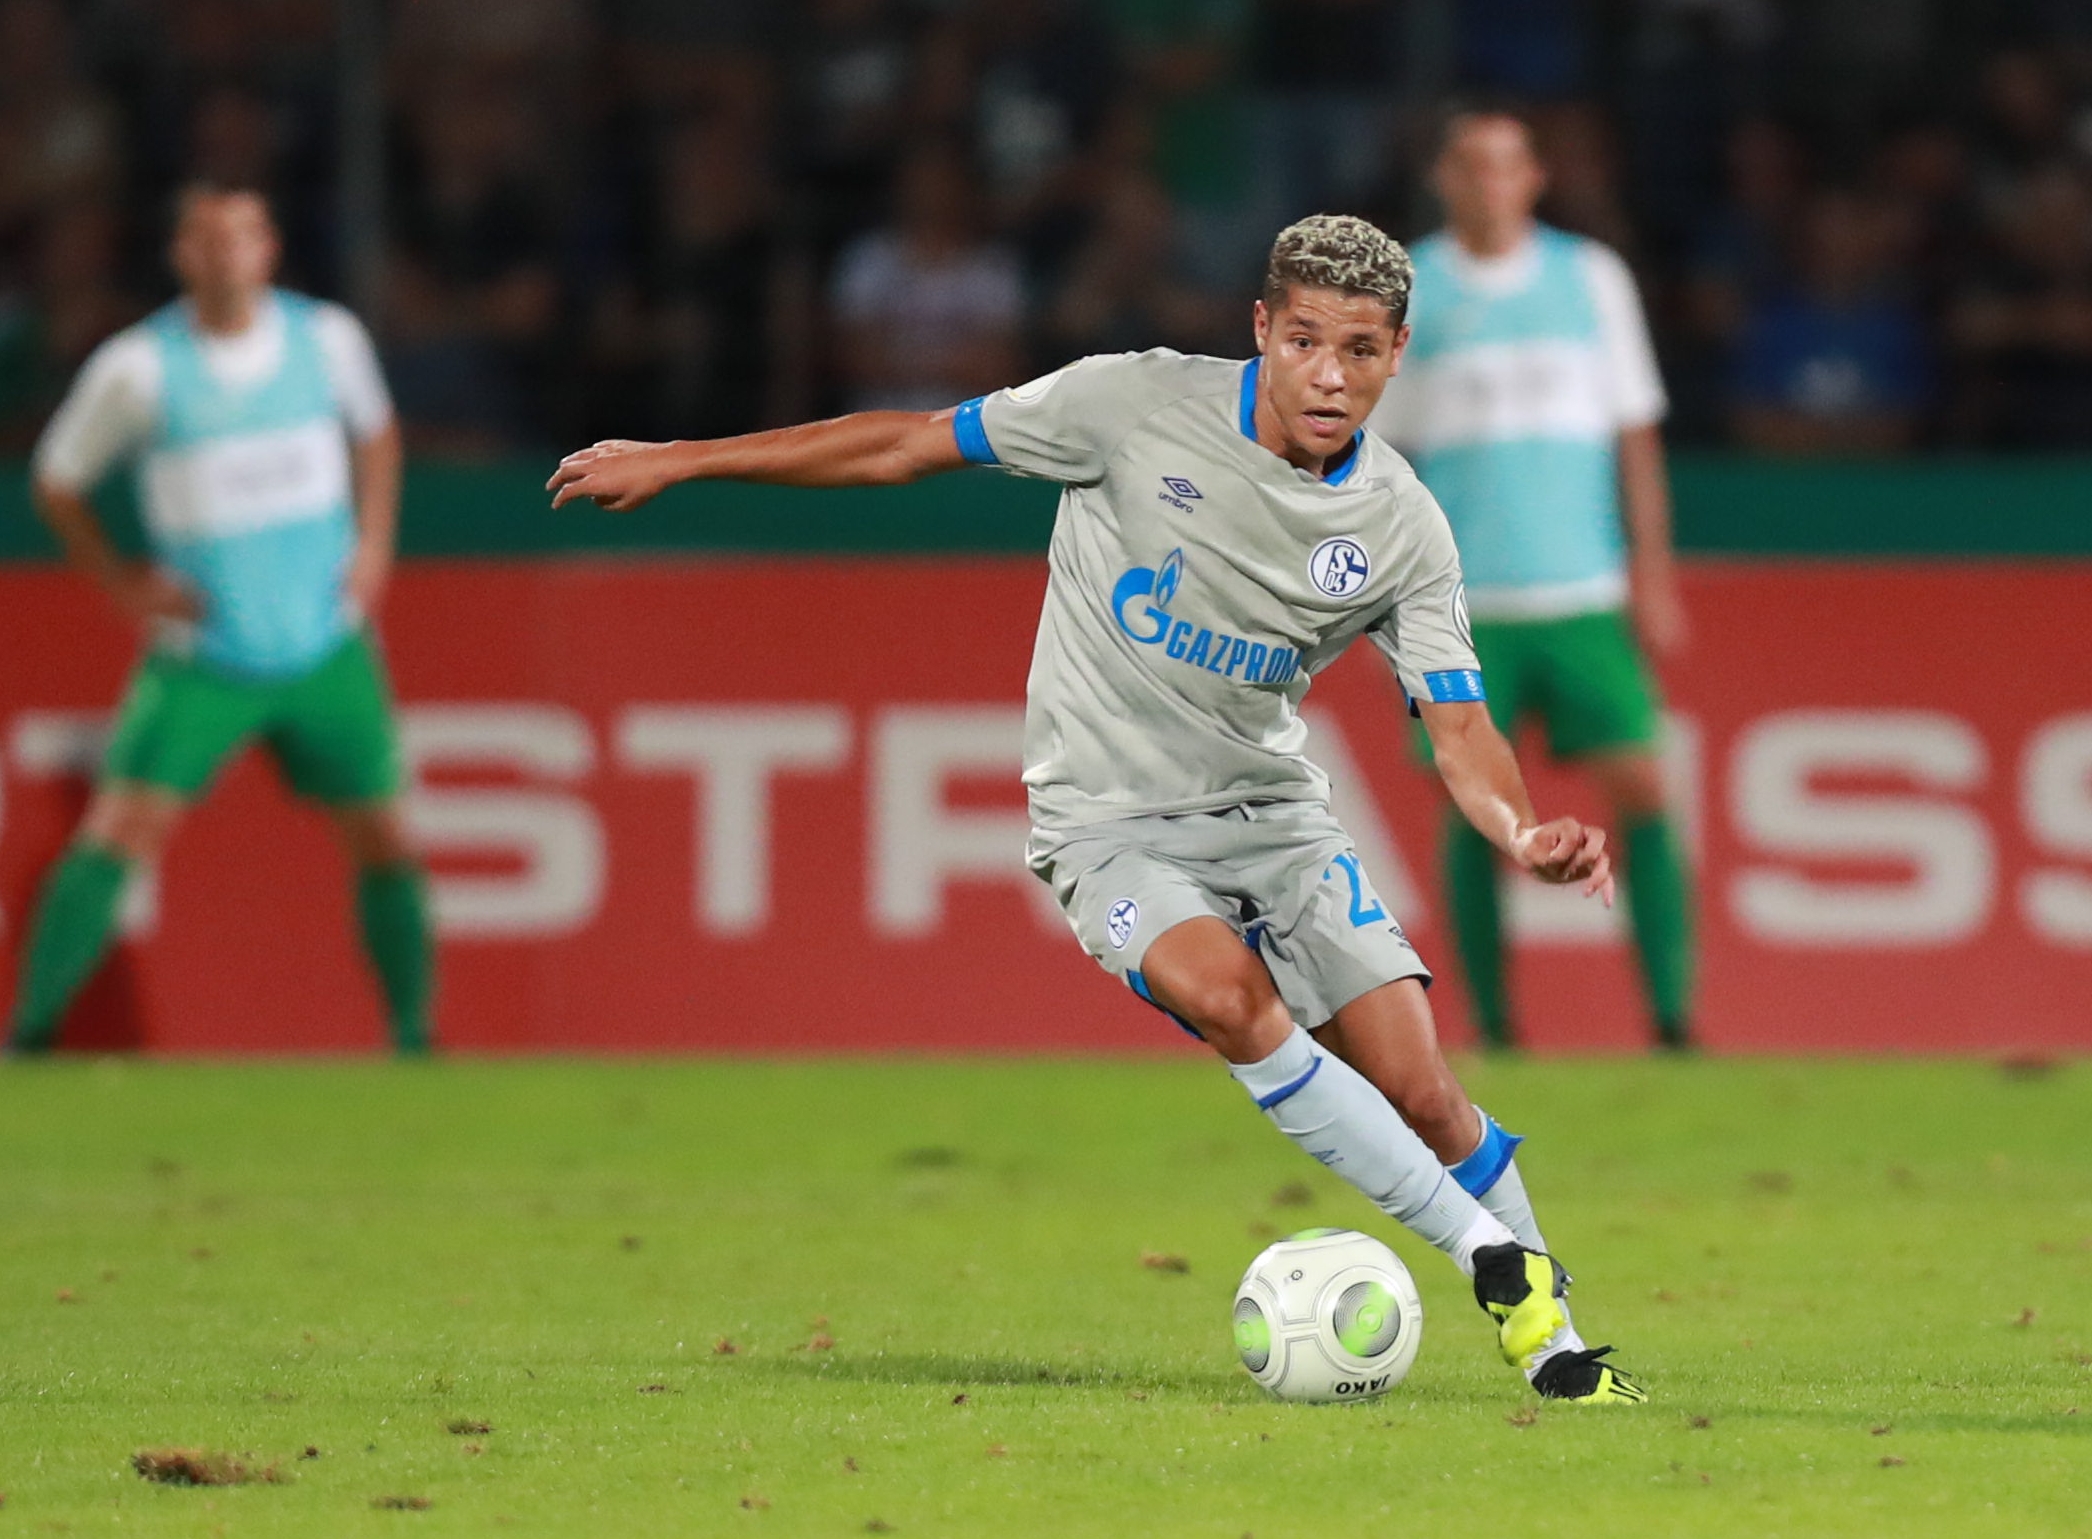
[958,349,1483,833]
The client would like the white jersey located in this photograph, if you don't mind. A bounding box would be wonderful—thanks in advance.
[957,349,1483,834]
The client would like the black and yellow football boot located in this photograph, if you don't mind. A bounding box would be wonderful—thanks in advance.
[1531,1345,1648,1403]
[1470,1241,1571,1371]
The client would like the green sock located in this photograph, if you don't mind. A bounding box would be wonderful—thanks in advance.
[356,864,435,1054]
[1623,815,1695,1047]
[1443,810,1512,1048]
[9,844,132,1052]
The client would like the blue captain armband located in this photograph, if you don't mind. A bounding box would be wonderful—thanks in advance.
[1423,669,1486,704]
[952,396,999,465]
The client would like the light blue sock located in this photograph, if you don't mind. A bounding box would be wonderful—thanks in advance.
[1231,1028,1513,1273]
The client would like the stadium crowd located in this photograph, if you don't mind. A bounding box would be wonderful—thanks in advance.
[0,0,2090,455]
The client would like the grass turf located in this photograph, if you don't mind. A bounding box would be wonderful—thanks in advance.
[0,1055,2087,1536]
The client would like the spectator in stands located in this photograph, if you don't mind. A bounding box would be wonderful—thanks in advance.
[1672,116,1807,436]
[1531,102,1638,258]
[643,115,796,439]
[1242,0,1401,235]
[0,200,138,448]
[784,0,929,262]
[1455,0,1592,102]
[0,0,121,283]
[1043,166,1230,359]
[391,75,564,446]
[1688,117,1808,346]
[1969,50,2082,219]
[178,85,332,282]
[1112,0,1261,291]
[5,0,2092,457]
[1731,188,1932,455]
[605,0,777,132]
[929,0,1121,288]
[376,245,527,458]
[1613,0,1779,268]
[1946,165,2092,449]
[1871,116,1978,309]
[830,140,1023,412]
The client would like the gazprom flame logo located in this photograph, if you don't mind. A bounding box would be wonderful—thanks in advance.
[1154,548,1185,610]
[1113,547,1186,642]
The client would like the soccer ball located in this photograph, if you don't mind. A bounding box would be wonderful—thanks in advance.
[1231,1228,1424,1403]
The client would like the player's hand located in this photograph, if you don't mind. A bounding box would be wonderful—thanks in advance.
[547,440,680,512]
[106,565,202,626]
[343,540,391,617]
[1631,567,1690,658]
[1511,818,1614,907]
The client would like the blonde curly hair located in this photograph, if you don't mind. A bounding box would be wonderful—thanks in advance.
[1261,213,1413,324]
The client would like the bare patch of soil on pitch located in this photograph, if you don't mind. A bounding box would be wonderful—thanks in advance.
[132,1449,286,1486]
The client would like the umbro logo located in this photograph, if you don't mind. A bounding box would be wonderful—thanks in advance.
[1158,475,1202,512]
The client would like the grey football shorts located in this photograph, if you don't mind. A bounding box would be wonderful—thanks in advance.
[1027,799,1430,1033]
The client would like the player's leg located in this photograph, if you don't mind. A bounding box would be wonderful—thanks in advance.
[1135,915,1514,1276]
[1581,747,1693,1050]
[8,654,257,1053]
[1315,977,1537,1233]
[1034,822,1515,1275]
[1255,809,1644,1401]
[7,785,182,1052]
[267,634,434,1055]
[1441,812,1510,1045]
[326,800,434,1055]
[1544,611,1695,1051]
[1316,986,1643,1401]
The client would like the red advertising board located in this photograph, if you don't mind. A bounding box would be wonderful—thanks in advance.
[2,559,2088,1054]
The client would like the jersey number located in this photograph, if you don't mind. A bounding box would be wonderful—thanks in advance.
[1325,852,1388,928]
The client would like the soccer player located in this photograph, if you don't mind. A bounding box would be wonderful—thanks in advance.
[549,215,1644,1403]
[1370,112,1695,1053]
[6,186,433,1057]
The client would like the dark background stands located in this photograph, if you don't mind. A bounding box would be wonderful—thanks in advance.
[2,0,2090,457]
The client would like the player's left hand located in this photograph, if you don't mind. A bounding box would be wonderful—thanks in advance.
[548,440,678,512]
[343,541,391,616]
[1511,818,1614,907]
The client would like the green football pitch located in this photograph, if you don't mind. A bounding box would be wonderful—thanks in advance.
[1,1055,2087,1537]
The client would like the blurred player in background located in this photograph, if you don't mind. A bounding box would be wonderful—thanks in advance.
[1372,112,1696,1053]
[6,187,433,1056]
[549,215,1645,1404]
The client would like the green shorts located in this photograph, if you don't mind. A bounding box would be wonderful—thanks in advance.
[102,631,404,805]
[1415,609,1661,763]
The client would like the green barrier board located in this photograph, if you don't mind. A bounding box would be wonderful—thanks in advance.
[3,453,2088,562]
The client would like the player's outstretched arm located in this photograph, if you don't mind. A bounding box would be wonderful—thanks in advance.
[1416,699,1615,906]
[547,408,971,512]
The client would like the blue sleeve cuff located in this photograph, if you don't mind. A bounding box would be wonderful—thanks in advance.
[952,396,999,466]
[1423,668,1486,704]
